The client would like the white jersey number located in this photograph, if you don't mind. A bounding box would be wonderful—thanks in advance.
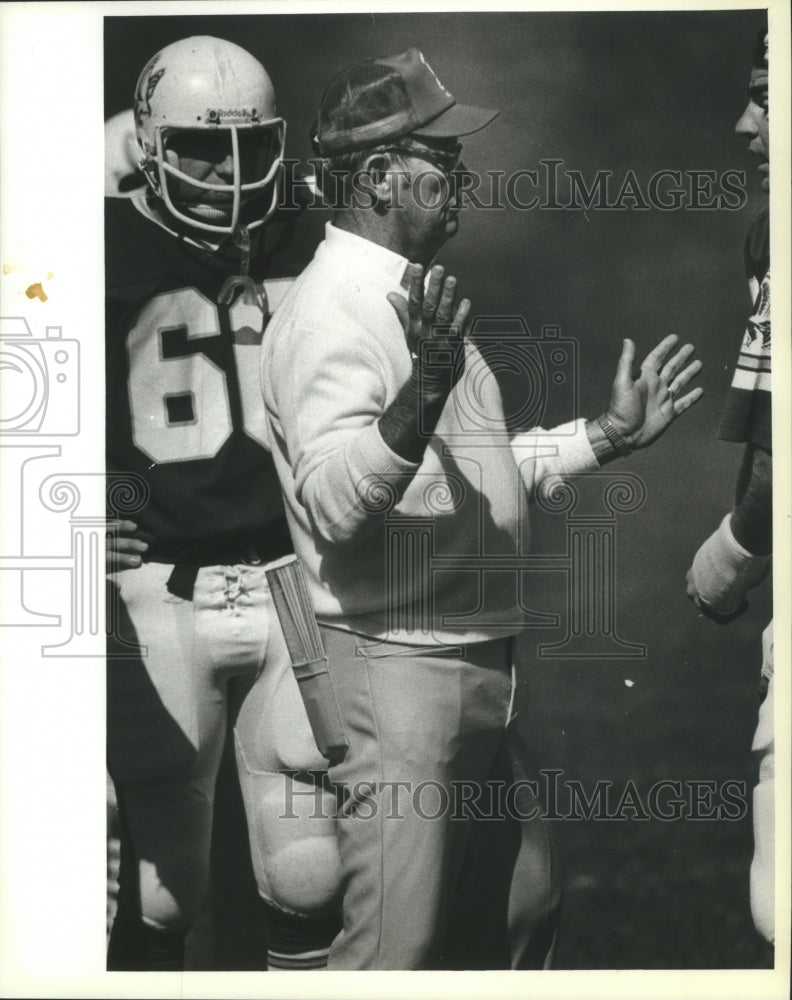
[127,288,269,464]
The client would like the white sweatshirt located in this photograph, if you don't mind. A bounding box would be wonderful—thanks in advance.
[262,223,598,645]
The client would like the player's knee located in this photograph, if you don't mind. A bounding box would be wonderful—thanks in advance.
[264,836,343,916]
[750,843,775,945]
[750,781,774,945]
[241,767,340,915]
[750,876,775,945]
[138,857,207,932]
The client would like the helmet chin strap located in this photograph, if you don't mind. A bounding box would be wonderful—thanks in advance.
[217,225,265,309]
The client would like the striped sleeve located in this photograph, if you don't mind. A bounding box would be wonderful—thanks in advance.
[718,212,771,450]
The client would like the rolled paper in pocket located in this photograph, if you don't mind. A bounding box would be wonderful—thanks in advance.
[265,555,348,765]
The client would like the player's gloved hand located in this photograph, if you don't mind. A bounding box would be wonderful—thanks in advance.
[387,263,470,401]
[106,519,150,572]
[604,335,703,450]
[686,513,771,619]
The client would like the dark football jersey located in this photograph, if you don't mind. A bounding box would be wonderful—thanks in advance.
[718,208,771,451]
[105,192,320,563]
[743,206,769,285]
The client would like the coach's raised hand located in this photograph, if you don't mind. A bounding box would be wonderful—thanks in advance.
[381,263,471,462]
[388,263,470,400]
[599,335,703,453]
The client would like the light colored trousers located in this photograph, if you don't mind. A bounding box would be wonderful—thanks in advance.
[108,565,557,963]
[107,562,338,932]
[319,626,559,970]
[750,621,774,945]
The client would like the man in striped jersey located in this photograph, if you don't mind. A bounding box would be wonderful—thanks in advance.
[686,21,774,948]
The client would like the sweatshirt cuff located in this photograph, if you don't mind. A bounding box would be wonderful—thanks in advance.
[510,418,599,482]
[344,421,420,501]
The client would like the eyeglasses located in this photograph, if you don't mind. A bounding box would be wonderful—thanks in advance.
[382,143,464,177]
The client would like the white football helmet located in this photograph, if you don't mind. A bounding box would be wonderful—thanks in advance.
[134,36,286,234]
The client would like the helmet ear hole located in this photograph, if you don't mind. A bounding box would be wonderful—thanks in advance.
[135,140,152,175]
[134,140,159,193]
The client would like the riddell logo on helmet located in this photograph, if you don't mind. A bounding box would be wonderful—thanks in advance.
[206,108,254,122]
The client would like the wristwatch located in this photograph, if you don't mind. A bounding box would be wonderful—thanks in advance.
[597,414,633,457]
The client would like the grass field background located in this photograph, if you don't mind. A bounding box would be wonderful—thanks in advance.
[524,564,773,968]
[520,465,774,970]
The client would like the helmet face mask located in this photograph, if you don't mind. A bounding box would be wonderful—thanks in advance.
[134,36,286,235]
[153,120,286,231]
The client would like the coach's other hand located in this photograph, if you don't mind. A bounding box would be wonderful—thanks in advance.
[604,335,703,450]
[106,519,150,572]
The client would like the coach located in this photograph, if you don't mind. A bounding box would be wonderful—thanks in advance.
[262,47,702,969]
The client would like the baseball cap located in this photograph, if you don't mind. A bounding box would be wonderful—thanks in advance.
[314,47,499,156]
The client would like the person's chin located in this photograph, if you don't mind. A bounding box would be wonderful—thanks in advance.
[758,163,769,191]
[427,220,457,254]
[444,213,460,236]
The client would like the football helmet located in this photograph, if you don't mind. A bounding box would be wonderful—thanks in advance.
[134,36,286,234]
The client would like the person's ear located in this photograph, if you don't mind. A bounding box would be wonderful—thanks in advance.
[361,151,403,207]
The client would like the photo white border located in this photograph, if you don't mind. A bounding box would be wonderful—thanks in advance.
[0,2,788,998]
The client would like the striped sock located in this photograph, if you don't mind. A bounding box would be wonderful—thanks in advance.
[259,899,341,971]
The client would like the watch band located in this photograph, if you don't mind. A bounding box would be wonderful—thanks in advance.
[597,414,633,457]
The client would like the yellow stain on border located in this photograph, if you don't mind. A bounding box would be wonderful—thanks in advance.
[25,282,48,302]
[2,249,55,301]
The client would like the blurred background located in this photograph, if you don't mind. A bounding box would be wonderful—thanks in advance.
[105,9,773,970]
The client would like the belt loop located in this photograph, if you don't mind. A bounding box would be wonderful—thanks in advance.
[166,564,200,600]
[242,543,263,566]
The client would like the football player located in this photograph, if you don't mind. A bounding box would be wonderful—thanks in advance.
[686,22,774,949]
[105,35,340,971]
